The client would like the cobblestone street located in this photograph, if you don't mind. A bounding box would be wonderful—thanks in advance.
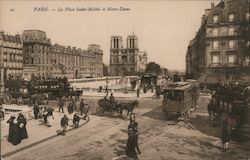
[3,96,250,160]
[1,0,250,159]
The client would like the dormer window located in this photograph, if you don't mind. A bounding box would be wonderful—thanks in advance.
[229,13,235,22]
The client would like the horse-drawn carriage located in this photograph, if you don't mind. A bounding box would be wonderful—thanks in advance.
[46,79,82,100]
[1,77,82,105]
[96,98,139,119]
[2,79,48,105]
[209,82,249,137]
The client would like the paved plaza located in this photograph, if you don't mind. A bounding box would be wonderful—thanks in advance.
[1,105,89,157]
[1,95,250,160]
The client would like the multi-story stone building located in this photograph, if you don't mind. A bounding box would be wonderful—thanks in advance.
[0,31,23,83]
[186,0,250,85]
[22,30,103,79]
[49,43,103,78]
[22,30,51,80]
[110,34,147,76]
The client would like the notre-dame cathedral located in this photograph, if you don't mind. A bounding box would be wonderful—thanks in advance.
[110,33,147,76]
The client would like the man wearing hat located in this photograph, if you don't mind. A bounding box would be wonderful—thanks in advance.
[60,114,69,135]
[79,99,85,116]
[73,113,80,128]
[67,102,74,118]
[58,97,65,113]
[0,106,5,120]
[33,104,39,119]
[126,128,138,160]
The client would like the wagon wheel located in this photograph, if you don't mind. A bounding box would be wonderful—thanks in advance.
[3,94,12,104]
[109,109,116,118]
[121,109,129,119]
[17,97,24,105]
[182,111,188,122]
[165,112,170,120]
[96,106,104,115]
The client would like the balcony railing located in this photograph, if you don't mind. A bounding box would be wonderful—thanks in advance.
[209,63,222,67]
[243,62,250,66]
[205,66,250,75]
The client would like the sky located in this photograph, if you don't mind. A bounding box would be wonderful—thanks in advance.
[0,0,218,71]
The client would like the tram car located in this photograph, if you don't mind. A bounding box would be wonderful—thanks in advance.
[162,80,199,119]
[140,73,158,93]
[141,73,158,86]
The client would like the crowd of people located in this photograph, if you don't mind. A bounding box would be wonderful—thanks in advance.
[5,97,89,146]
[207,82,249,150]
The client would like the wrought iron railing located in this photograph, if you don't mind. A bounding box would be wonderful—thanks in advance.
[205,66,250,75]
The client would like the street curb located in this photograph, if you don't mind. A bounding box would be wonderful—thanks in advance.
[1,115,90,158]
[83,95,153,99]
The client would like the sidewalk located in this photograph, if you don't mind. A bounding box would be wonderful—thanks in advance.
[1,110,89,157]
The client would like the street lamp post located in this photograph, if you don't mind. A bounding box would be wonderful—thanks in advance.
[0,64,4,92]
[162,68,164,86]
[106,77,109,96]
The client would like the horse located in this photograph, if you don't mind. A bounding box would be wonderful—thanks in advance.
[30,93,49,105]
[116,100,139,119]
[242,86,249,100]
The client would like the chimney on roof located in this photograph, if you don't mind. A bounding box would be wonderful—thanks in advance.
[211,2,215,8]
[205,9,211,17]
[201,15,206,24]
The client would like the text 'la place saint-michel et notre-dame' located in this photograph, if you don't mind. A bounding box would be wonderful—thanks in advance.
[33,6,131,12]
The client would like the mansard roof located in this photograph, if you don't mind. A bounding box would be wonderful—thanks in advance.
[0,31,22,44]
[22,30,51,44]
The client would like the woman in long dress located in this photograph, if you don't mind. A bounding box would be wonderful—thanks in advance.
[12,120,22,145]
[7,116,15,143]
[7,116,21,145]
[67,102,74,119]
[47,110,54,127]
[17,113,28,139]
[221,112,230,149]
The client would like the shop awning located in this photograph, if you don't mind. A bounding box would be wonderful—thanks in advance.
[205,75,226,84]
